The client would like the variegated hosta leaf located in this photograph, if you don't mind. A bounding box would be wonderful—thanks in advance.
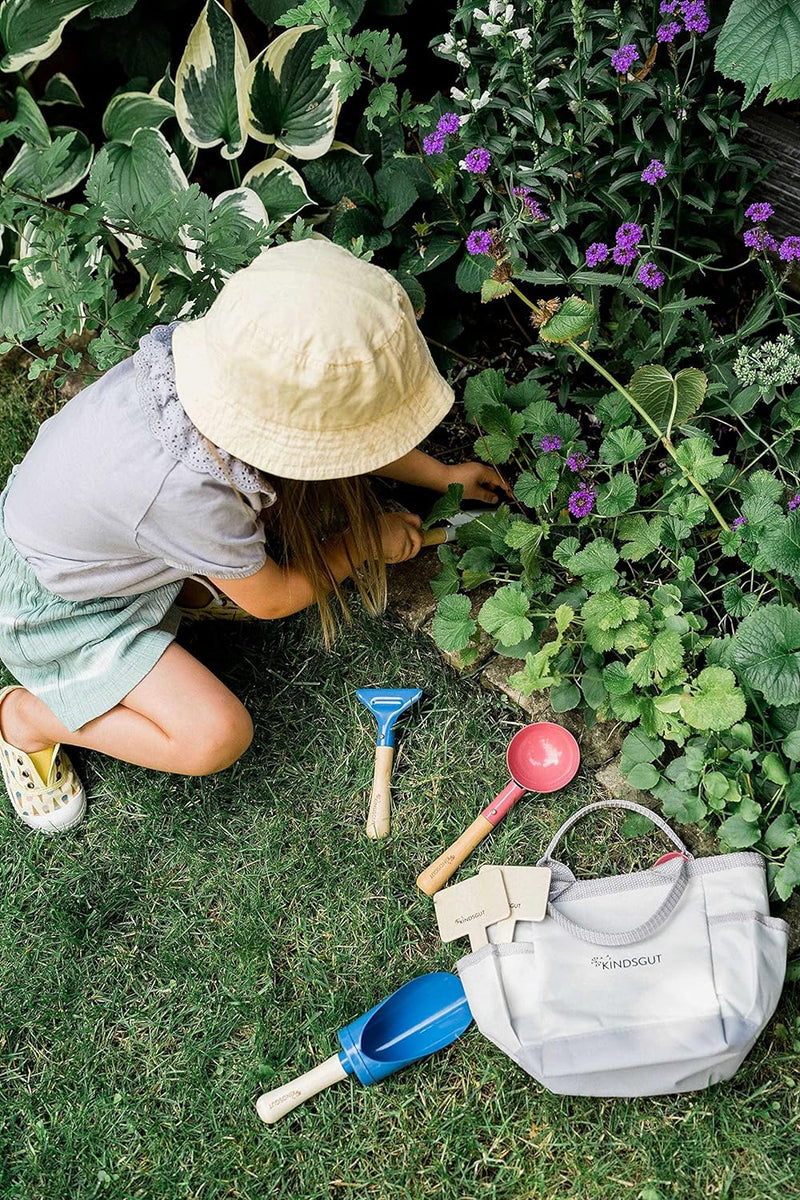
[19,213,101,288]
[0,0,90,73]
[175,0,249,160]
[150,72,198,177]
[246,25,341,160]
[102,92,175,145]
[4,128,93,199]
[87,127,188,244]
[0,266,38,335]
[41,73,82,107]
[242,158,311,226]
[0,87,51,149]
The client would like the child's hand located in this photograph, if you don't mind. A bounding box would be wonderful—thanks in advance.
[446,461,513,504]
[378,512,424,563]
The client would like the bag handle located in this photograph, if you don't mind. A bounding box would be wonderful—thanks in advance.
[536,800,693,948]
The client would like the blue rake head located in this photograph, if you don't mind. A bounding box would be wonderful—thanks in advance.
[356,688,422,747]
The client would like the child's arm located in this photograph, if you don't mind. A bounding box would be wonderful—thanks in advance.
[372,448,512,503]
[206,511,422,619]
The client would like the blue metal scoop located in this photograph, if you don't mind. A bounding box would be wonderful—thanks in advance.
[357,687,422,838]
[256,972,471,1124]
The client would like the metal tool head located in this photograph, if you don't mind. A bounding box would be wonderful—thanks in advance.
[356,688,422,747]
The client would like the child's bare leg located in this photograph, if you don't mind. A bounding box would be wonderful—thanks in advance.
[0,643,253,775]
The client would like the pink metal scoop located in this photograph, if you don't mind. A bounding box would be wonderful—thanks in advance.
[416,722,580,896]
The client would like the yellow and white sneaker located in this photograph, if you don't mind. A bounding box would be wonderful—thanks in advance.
[0,685,86,833]
[176,577,254,623]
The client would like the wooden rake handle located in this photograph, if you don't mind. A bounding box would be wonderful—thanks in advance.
[415,814,494,896]
[366,744,394,839]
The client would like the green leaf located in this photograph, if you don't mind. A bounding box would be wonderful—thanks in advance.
[430,546,459,600]
[463,369,506,419]
[538,296,595,344]
[602,661,633,695]
[627,763,660,790]
[741,470,784,502]
[550,681,581,712]
[703,771,730,802]
[514,470,557,508]
[722,583,758,619]
[761,752,790,786]
[246,25,340,159]
[4,128,93,200]
[628,364,706,434]
[673,437,726,485]
[774,845,800,901]
[660,787,707,825]
[621,729,664,765]
[422,484,464,530]
[0,0,89,73]
[474,432,517,465]
[716,0,800,108]
[618,515,663,562]
[0,266,38,336]
[86,127,188,242]
[600,427,646,466]
[241,158,311,225]
[718,814,762,849]
[762,512,800,583]
[375,161,417,227]
[504,520,544,550]
[680,667,747,731]
[478,585,533,647]
[40,73,82,108]
[431,594,476,653]
[566,539,619,592]
[175,1,249,159]
[481,277,513,303]
[102,92,174,145]
[628,630,685,687]
[596,473,637,517]
[767,72,800,101]
[731,605,800,707]
[765,812,799,849]
[582,591,639,633]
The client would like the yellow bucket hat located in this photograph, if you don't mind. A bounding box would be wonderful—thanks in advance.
[171,238,454,480]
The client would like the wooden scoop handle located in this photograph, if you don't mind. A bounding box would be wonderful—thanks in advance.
[256,1053,348,1125]
[366,744,394,839]
[415,814,494,896]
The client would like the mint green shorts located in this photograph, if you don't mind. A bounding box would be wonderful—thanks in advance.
[0,470,182,732]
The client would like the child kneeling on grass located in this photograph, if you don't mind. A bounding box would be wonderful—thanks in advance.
[0,238,506,833]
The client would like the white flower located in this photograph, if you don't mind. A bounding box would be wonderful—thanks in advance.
[505,4,516,21]
[471,90,492,110]
[482,22,503,35]
[450,87,468,102]
[474,8,490,20]
[513,27,532,49]
[439,33,455,54]
[488,0,504,16]
[456,51,471,68]
[536,77,551,89]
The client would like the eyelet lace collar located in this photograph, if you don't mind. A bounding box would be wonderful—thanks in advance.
[134,322,277,505]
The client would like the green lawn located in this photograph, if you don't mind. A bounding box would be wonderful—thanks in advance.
[1,362,799,1200]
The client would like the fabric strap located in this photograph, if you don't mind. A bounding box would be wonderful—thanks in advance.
[536,799,693,948]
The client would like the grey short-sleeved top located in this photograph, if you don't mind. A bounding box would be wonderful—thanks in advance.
[4,323,277,601]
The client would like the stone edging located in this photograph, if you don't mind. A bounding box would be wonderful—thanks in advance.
[388,556,800,951]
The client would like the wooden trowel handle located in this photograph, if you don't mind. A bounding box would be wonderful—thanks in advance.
[421,527,448,547]
[256,1053,348,1125]
[366,744,394,839]
[416,814,494,896]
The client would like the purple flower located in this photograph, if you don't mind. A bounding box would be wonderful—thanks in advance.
[466,229,493,255]
[657,22,681,42]
[512,186,547,220]
[638,262,666,289]
[682,1,709,33]
[745,202,774,223]
[613,244,637,266]
[568,487,596,518]
[566,452,590,471]
[611,44,640,74]
[745,227,779,252]
[461,147,491,174]
[615,222,643,249]
[660,0,679,11]
[585,242,609,266]
[641,159,667,185]
[423,130,446,155]
[436,112,461,134]
[764,234,780,252]
[731,515,747,529]
[540,435,562,452]
[779,236,800,262]
[789,494,800,511]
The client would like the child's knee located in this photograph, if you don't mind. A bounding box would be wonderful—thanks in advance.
[186,700,254,775]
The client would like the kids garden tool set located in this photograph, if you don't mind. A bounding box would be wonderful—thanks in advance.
[256,972,471,1124]
[356,687,421,839]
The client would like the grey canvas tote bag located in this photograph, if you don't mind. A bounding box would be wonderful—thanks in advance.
[456,800,789,1097]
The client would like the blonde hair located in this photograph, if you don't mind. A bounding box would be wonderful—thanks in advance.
[203,435,387,643]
